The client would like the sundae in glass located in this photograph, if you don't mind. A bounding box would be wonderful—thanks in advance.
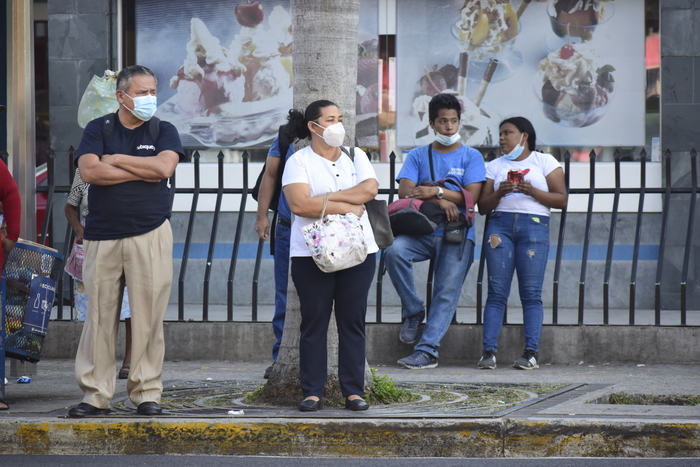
[452,0,520,62]
[164,5,293,146]
[535,42,615,127]
[548,0,615,42]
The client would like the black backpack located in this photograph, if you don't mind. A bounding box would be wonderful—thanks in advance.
[101,113,160,143]
[252,125,291,213]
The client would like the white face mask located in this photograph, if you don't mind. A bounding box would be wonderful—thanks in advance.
[503,134,526,161]
[434,130,462,147]
[312,121,346,147]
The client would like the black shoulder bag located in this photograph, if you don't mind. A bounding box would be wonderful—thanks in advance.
[341,147,394,249]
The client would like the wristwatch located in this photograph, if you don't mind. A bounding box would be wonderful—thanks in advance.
[436,187,444,199]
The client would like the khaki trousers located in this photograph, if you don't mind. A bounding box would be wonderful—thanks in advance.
[75,220,173,408]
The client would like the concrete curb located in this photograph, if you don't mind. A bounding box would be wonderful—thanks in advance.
[1,418,699,457]
[40,321,700,365]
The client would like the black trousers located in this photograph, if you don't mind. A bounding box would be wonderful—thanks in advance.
[291,254,376,399]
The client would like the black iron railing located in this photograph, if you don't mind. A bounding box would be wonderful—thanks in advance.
[33,146,700,326]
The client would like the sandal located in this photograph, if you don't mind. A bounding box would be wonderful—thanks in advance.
[0,400,8,411]
[118,366,130,379]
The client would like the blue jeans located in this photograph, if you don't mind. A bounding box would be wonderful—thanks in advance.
[271,219,291,361]
[482,211,550,354]
[385,234,475,358]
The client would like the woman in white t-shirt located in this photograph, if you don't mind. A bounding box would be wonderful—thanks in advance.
[476,117,567,371]
[282,100,378,412]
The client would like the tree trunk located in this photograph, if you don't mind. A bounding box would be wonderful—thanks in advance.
[290,0,360,144]
[258,0,372,407]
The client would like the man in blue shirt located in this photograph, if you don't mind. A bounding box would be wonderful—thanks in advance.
[255,129,294,378]
[68,65,185,417]
[385,93,485,369]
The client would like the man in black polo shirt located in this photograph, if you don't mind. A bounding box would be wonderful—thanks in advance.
[68,65,185,417]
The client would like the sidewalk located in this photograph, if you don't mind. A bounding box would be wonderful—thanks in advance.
[1,359,699,457]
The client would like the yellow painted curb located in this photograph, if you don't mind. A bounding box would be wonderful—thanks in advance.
[1,418,699,457]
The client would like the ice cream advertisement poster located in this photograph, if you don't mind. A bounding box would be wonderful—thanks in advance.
[136,0,294,148]
[136,0,379,149]
[396,0,645,148]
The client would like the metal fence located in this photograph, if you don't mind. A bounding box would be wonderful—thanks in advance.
[32,146,699,327]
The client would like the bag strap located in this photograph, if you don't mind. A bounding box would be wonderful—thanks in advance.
[149,116,161,142]
[101,113,116,142]
[427,144,436,182]
[437,178,475,225]
[277,124,289,173]
[319,193,330,220]
[340,146,354,161]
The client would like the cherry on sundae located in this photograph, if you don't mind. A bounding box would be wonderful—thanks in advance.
[536,42,615,127]
[235,0,264,28]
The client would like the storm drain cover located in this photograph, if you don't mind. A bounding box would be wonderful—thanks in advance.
[106,380,580,419]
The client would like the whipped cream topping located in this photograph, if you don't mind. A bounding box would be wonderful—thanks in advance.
[539,44,597,93]
[268,6,292,51]
[186,18,239,78]
[458,0,512,46]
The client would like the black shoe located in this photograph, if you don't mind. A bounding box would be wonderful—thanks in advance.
[137,401,163,416]
[298,398,322,412]
[67,402,111,418]
[399,310,425,344]
[264,364,274,379]
[345,397,369,411]
[397,350,438,369]
[513,349,539,370]
[478,350,497,370]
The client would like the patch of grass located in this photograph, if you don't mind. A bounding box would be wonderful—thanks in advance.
[608,392,644,405]
[242,384,266,404]
[687,395,700,406]
[365,368,420,405]
[606,392,700,406]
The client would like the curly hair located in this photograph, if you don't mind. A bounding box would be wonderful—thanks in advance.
[284,100,339,142]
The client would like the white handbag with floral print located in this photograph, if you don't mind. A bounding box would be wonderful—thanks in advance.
[302,194,368,273]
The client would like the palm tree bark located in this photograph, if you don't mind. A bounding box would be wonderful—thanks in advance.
[259,0,372,407]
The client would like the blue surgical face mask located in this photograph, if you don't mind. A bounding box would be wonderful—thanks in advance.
[503,134,526,161]
[434,131,462,147]
[122,93,158,121]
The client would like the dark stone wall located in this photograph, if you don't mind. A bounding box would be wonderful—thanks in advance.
[47,0,113,183]
[660,0,700,309]
[660,0,700,152]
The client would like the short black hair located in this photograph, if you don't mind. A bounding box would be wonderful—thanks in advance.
[499,116,536,151]
[116,65,157,93]
[428,93,461,123]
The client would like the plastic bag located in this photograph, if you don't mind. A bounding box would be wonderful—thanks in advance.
[64,239,84,280]
[77,70,119,128]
